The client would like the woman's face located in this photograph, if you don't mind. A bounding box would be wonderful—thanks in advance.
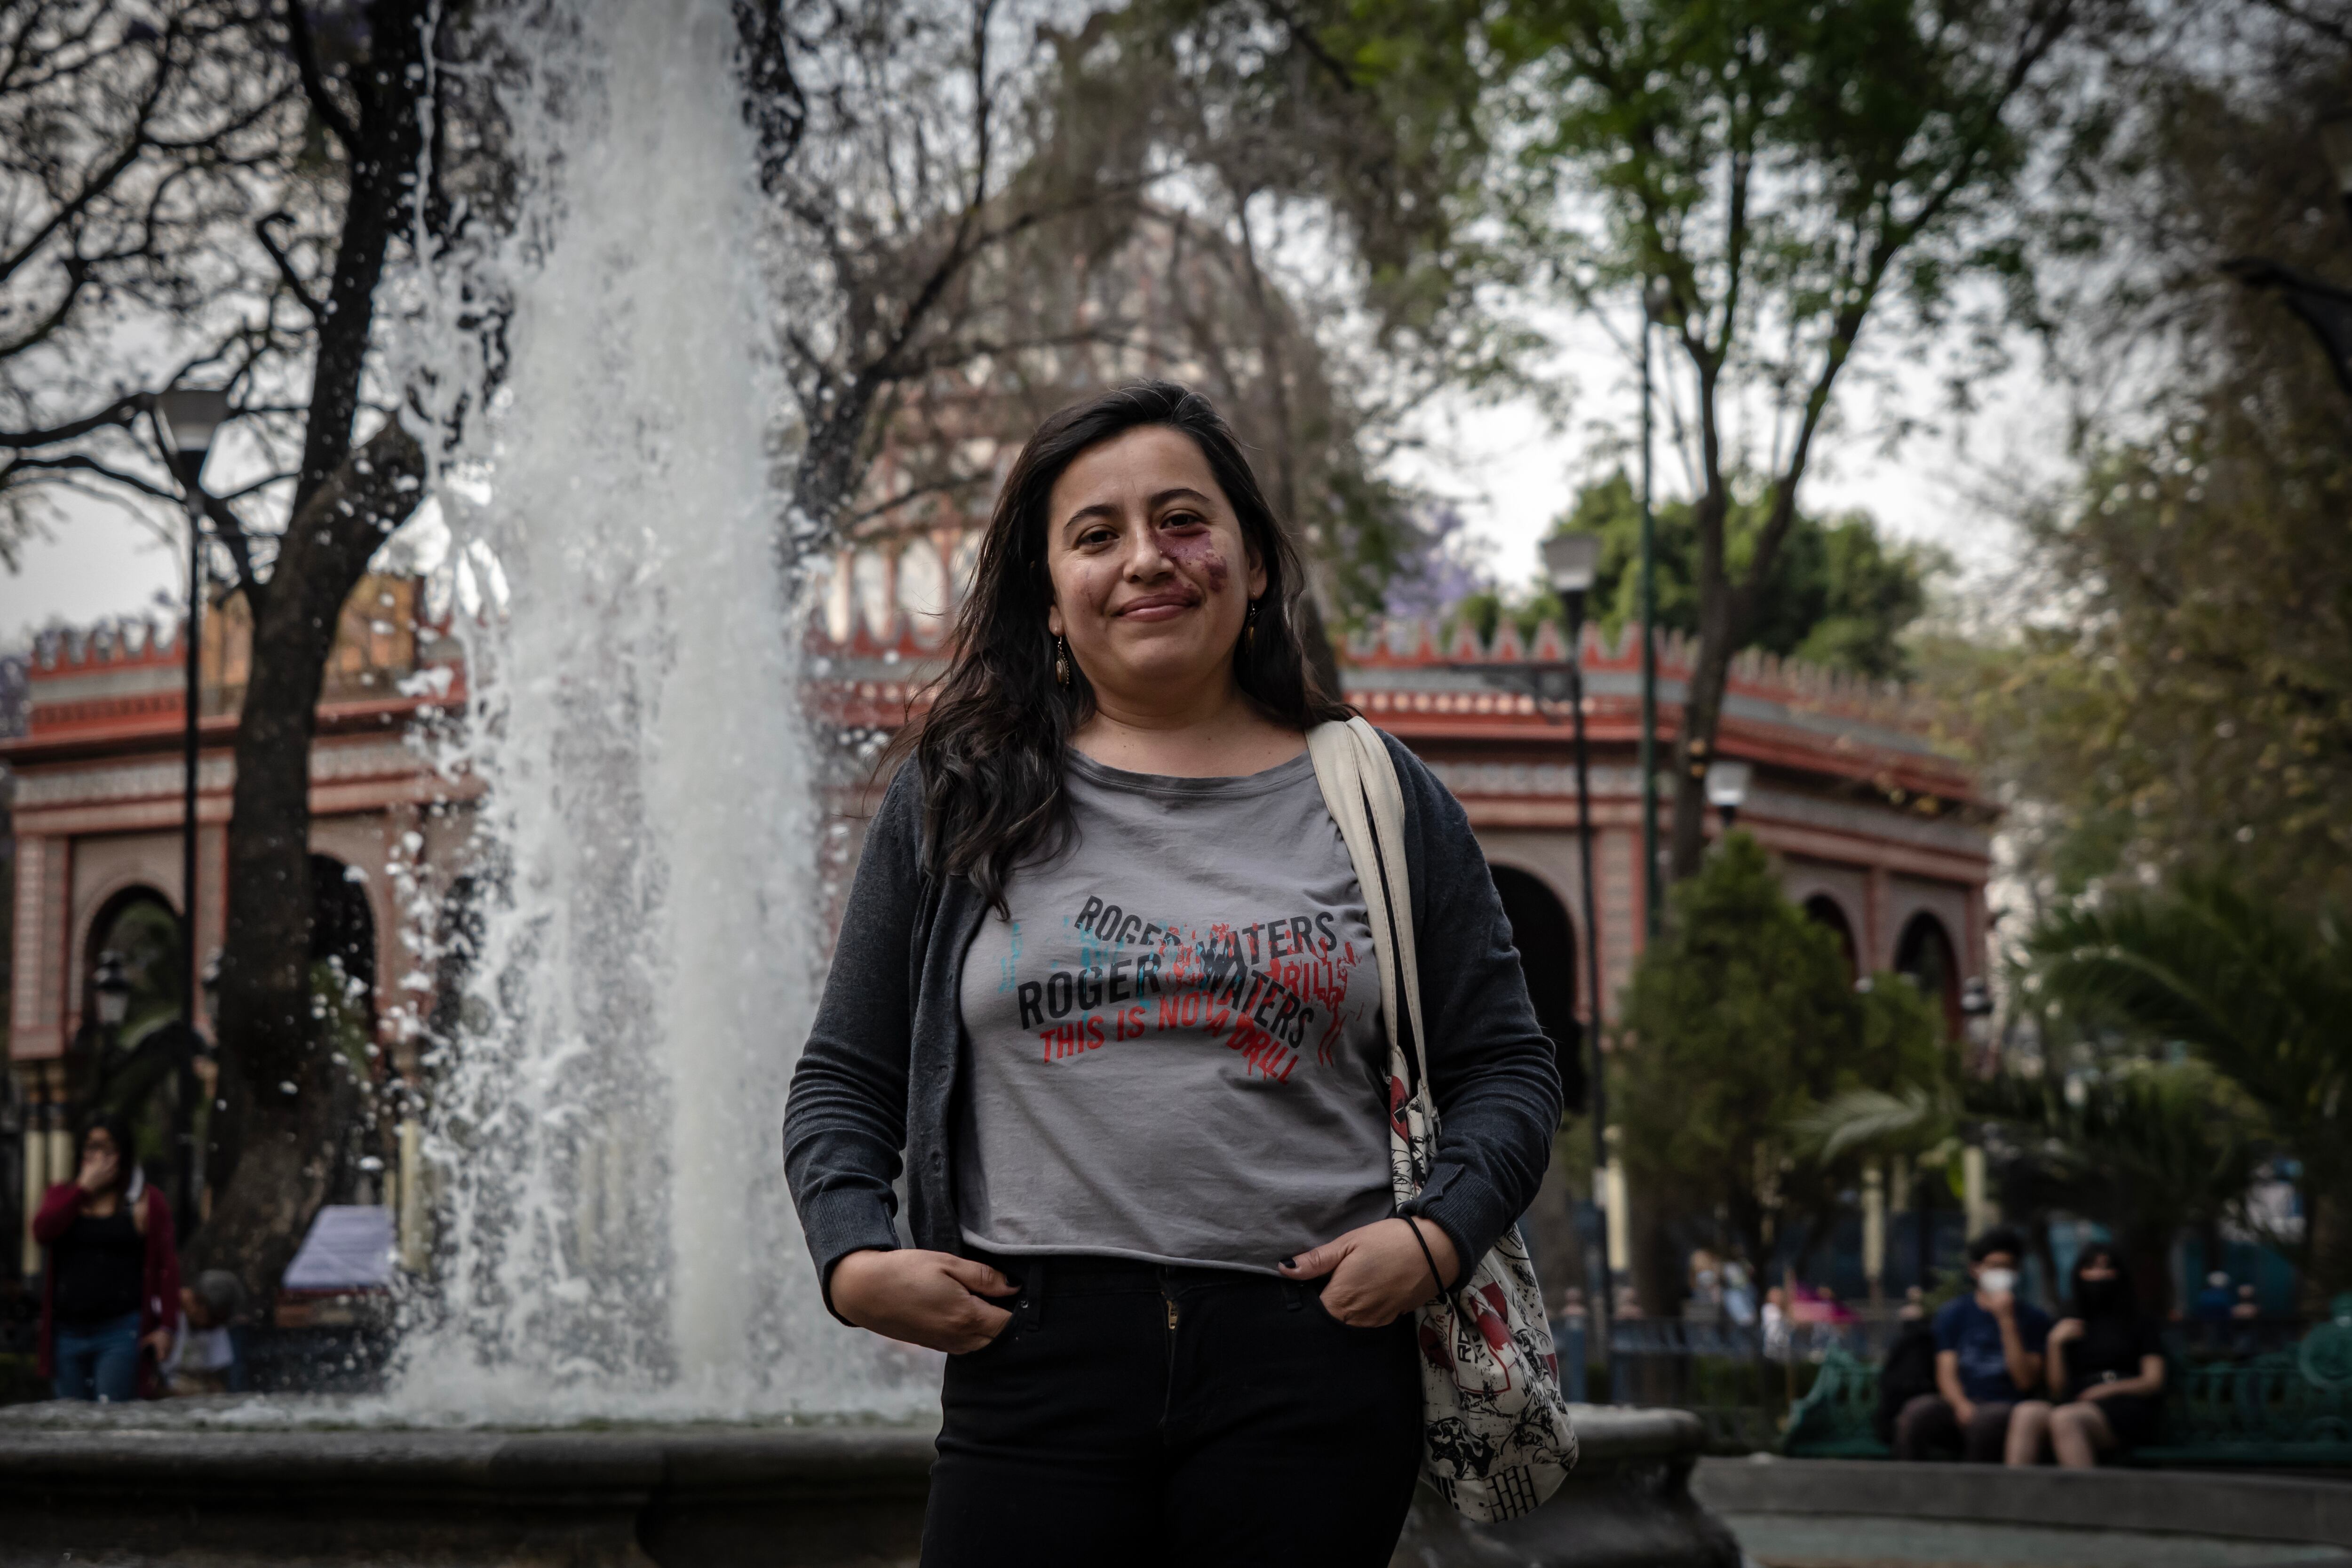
[82,1128,122,1187]
[2080,1254,2117,1284]
[1042,426,1266,702]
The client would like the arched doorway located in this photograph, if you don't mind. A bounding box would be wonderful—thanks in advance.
[1896,911,1962,1038]
[1489,866,1584,1115]
[81,886,183,1045]
[1803,895,1859,982]
[73,888,196,1220]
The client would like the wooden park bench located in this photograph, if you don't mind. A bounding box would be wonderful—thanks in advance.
[1780,1294,2352,1468]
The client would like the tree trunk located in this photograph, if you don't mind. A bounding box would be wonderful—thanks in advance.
[1668,559,1739,881]
[188,425,424,1294]
[1627,1174,1681,1322]
[185,0,431,1295]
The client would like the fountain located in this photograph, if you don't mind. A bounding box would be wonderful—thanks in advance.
[0,3,1732,1562]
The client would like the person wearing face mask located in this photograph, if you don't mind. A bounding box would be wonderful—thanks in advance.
[1892,1228,2051,1462]
[783,382,1560,1566]
[2004,1248,2167,1466]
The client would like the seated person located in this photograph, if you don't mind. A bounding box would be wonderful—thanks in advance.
[1874,1309,1941,1449]
[1892,1228,2051,1463]
[159,1270,248,1397]
[2004,1247,2165,1467]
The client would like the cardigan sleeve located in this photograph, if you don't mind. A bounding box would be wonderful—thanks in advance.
[784,763,925,1320]
[31,1181,81,1246]
[1379,732,1562,1275]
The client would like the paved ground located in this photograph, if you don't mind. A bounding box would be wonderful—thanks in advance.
[1724,1512,2352,1568]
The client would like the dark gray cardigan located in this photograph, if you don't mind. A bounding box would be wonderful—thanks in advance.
[783,729,1560,1313]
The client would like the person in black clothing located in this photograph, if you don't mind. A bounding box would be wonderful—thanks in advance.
[33,1114,179,1402]
[2004,1247,2167,1466]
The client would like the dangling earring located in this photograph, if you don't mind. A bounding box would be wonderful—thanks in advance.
[1245,599,1259,654]
[1054,634,1070,687]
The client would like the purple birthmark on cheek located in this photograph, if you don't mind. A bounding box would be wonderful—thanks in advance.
[1161,532,1230,593]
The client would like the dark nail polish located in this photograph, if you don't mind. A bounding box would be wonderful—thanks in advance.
[1279,1257,1296,1269]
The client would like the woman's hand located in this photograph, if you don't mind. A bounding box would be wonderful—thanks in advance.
[830,1248,1018,1354]
[141,1327,175,1365]
[2048,1317,2085,1345]
[1280,1218,1460,1327]
[76,1144,118,1196]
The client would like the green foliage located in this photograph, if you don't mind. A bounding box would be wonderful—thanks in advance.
[1424,0,2088,876]
[1549,472,1939,679]
[1921,9,2352,915]
[2028,875,2352,1298]
[1615,833,1943,1270]
[1978,1062,2264,1311]
[1928,423,2352,911]
[1490,0,2061,346]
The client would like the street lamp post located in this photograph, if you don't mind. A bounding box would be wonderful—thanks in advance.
[79,950,133,1115]
[1465,532,1615,1392]
[1541,532,1614,1394]
[154,387,228,1237]
[1704,759,1752,834]
[1959,975,1995,1076]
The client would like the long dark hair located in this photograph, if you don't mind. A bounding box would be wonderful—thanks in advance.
[898,381,1348,913]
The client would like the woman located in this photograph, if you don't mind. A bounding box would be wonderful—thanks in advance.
[33,1114,180,1401]
[2003,1247,2167,1467]
[784,382,1558,1566]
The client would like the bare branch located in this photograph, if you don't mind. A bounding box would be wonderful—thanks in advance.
[254,213,326,320]
[284,0,358,152]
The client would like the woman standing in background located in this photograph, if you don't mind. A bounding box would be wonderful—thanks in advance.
[33,1114,181,1401]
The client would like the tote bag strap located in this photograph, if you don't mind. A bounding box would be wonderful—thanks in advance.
[1307,719,1437,1126]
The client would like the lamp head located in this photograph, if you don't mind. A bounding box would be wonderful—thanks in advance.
[1704,759,1753,812]
[1960,976,1994,1019]
[93,949,132,1028]
[155,388,230,486]
[1541,532,1600,597]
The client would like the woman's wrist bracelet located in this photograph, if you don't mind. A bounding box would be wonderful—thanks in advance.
[1400,1216,1448,1297]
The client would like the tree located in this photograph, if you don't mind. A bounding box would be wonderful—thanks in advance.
[0,0,455,1293]
[1924,5,2352,915]
[778,0,1499,646]
[1484,0,2092,879]
[1546,471,1937,680]
[0,1,293,540]
[176,0,439,1292]
[2028,874,2352,1305]
[1614,833,1941,1305]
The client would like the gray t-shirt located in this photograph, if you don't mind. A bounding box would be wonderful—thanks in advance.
[955,748,1392,1273]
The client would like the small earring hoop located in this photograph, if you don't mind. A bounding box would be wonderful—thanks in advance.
[1245,599,1259,653]
[1054,634,1071,688]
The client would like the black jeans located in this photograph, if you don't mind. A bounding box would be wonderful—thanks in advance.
[921,1254,1423,1568]
[1893,1393,2016,1462]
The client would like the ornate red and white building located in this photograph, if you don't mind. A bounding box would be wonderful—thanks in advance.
[3,549,1991,1280]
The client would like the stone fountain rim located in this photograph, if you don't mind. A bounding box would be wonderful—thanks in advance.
[0,1402,1701,1499]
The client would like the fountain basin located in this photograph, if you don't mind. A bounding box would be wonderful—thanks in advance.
[0,1404,1737,1568]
